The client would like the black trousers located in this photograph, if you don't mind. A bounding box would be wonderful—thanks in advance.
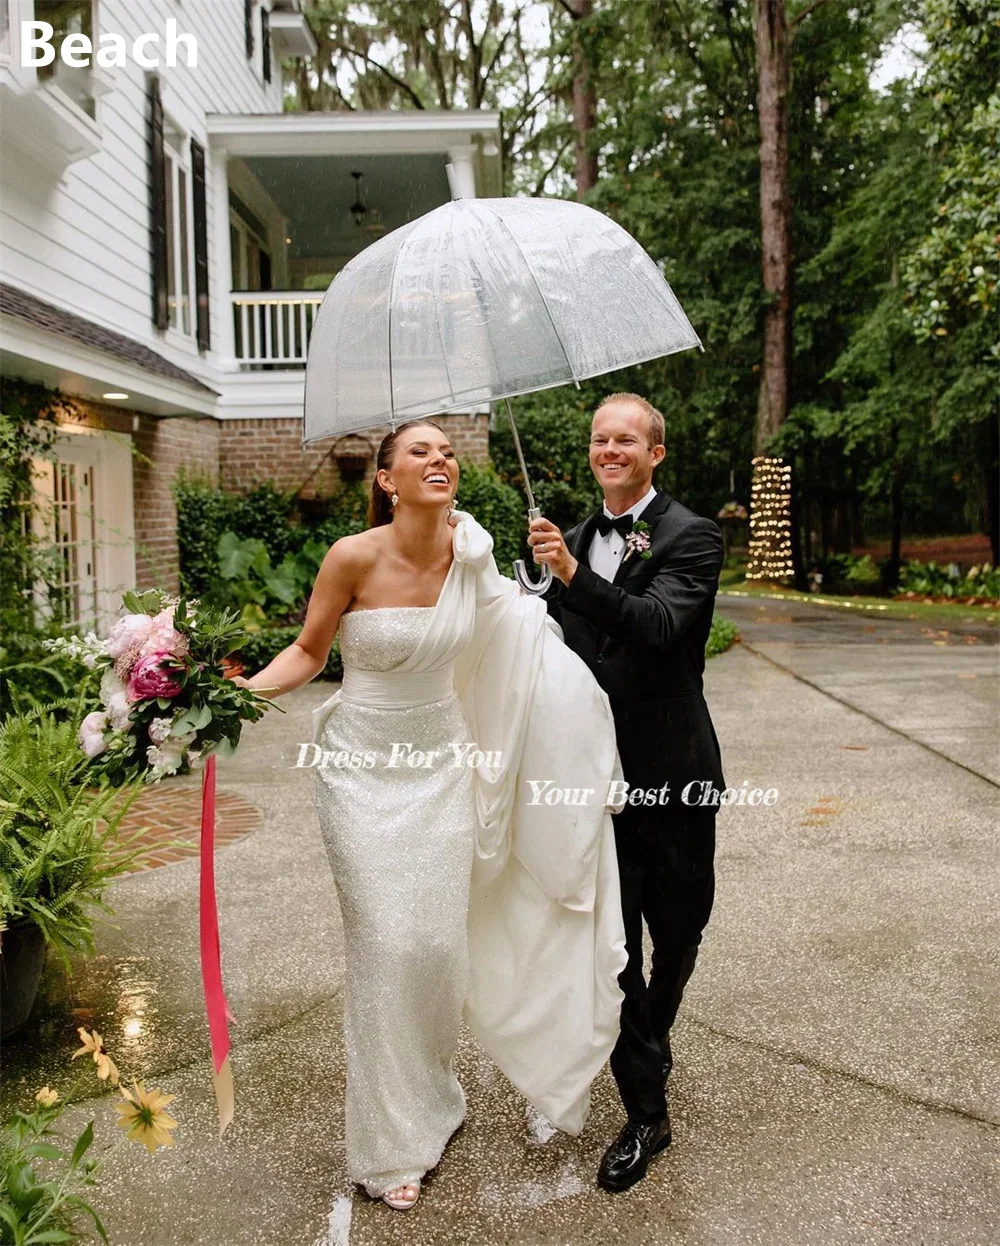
[608,802,716,1124]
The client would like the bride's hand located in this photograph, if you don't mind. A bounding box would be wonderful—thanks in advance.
[227,674,254,690]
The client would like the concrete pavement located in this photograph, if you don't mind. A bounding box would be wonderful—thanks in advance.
[2,598,998,1244]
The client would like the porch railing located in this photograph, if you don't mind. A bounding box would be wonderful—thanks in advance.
[231,291,324,365]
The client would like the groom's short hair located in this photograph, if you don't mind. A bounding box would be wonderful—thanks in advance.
[595,392,665,449]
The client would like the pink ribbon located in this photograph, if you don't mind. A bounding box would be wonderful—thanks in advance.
[199,753,235,1134]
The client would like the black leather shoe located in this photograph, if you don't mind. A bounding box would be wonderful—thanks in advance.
[597,1114,672,1193]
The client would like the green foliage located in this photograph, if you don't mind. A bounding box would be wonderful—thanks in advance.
[236,627,343,682]
[172,477,300,598]
[902,0,1000,340]
[0,694,145,966]
[706,614,739,659]
[489,395,602,536]
[0,382,84,716]
[1,1096,108,1245]
[806,552,885,593]
[895,558,1000,600]
[453,462,526,574]
[208,532,322,628]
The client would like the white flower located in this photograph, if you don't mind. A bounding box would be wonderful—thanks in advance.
[79,711,108,758]
[972,265,985,278]
[146,729,197,778]
[100,668,126,706]
[147,716,175,744]
[79,632,105,669]
[186,747,205,771]
[99,669,134,731]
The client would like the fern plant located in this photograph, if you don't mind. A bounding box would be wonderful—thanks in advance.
[0,690,146,968]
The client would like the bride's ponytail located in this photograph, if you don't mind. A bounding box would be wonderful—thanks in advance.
[367,418,449,528]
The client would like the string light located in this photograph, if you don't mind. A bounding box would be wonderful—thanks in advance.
[746,455,794,582]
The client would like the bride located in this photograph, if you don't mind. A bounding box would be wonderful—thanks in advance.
[234,419,626,1210]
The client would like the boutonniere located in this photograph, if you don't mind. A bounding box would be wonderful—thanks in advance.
[623,519,652,562]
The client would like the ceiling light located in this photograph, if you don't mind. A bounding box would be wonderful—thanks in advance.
[102,391,129,399]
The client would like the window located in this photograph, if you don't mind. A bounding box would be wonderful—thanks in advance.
[245,0,254,59]
[261,6,271,82]
[164,128,196,336]
[35,0,98,119]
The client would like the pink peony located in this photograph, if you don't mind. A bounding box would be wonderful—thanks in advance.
[79,710,108,758]
[126,653,184,703]
[139,609,189,660]
[105,614,154,660]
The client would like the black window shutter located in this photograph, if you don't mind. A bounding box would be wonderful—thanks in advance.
[245,0,254,59]
[148,75,168,331]
[261,8,271,83]
[190,139,211,352]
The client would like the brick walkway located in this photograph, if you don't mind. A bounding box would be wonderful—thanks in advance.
[118,785,262,873]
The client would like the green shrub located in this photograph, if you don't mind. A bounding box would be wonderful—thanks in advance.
[489,395,602,535]
[895,559,1000,601]
[843,554,881,587]
[235,627,343,682]
[173,476,299,597]
[455,461,526,575]
[0,694,145,966]
[807,552,884,594]
[297,482,369,549]
[706,614,739,658]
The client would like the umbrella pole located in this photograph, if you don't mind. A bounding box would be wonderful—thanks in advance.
[504,397,553,596]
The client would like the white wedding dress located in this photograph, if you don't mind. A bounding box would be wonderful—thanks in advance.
[313,511,627,1196]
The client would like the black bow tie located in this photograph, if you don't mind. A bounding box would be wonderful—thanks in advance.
[595,511,634,538]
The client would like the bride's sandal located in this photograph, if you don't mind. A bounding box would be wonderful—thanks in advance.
[382,1181,420,1211]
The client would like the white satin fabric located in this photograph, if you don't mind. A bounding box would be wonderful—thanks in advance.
[312,510,627,1136]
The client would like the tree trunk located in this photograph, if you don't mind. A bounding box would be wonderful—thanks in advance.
[753,0,792,452]
[885,427,904,593]
[564,0,598,197]
[746,0,794,583]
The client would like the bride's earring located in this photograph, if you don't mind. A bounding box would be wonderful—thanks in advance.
[390,491,399,506]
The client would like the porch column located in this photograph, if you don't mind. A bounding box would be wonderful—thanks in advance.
[210,145,237,371]
[447,144,478,199]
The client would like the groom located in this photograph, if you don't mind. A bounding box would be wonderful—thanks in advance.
[528,391,725,1193]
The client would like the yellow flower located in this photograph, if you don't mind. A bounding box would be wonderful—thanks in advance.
[114,1080,178,1155]
[71,1026,120,1086]
[35,1086,60,1107]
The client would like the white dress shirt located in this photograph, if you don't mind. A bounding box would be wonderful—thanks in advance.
[587,484,658,582]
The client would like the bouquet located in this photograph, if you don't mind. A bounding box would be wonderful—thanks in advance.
[44,589,279,784]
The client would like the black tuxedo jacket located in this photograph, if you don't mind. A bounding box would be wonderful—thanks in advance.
[545,490,726,799]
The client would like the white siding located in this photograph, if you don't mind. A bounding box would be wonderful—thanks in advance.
[0,0,283,389]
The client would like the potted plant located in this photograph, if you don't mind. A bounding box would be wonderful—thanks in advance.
[0,693,145,1038]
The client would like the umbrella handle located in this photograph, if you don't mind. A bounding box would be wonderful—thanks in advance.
[513,506,554,596]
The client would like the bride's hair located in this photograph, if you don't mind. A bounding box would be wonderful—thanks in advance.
[368,418,449,527]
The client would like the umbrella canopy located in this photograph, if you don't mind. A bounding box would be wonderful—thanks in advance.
[302,196,701,444]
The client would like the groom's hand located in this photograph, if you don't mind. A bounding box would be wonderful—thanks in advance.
[528,517,578,585]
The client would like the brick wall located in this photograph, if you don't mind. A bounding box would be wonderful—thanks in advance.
[219,412,490,497]
[131,415,219,593]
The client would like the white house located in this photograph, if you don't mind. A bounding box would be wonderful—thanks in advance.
[0,0,501,627]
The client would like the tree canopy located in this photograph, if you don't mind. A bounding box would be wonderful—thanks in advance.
[294,0,1000,561]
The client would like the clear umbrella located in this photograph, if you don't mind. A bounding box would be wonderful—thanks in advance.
[303,192,701,592]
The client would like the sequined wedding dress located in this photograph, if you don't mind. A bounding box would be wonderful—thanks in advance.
[313,512,627,1198]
